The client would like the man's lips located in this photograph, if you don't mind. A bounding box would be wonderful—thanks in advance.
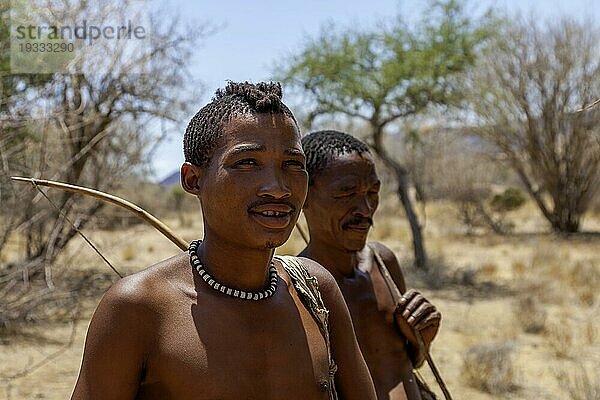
[250,203,293,214]
[248,203,295,229]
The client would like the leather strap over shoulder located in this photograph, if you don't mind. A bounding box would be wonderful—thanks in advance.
[275,255,339,400]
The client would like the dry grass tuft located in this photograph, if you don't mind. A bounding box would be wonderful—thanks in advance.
[401,256,454,290]
[578,287,596,307]
[513,294,547,334]
[515,251,599,308]
[584,319,598,345]
[462,342,517,394]
[545,316,575,358]
[511,261,527,279]
[121,244,136,262]
[569,261,599,306]
[556,364,600,400]
[478,262,498,278]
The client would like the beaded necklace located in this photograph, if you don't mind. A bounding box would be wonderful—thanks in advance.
[188,240,278,300]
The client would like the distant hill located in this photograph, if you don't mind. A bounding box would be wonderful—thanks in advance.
[159,170,180,187]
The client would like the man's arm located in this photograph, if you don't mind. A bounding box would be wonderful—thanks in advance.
[71,275,155,400]
[301,258,377,400]
[369,242,441,368]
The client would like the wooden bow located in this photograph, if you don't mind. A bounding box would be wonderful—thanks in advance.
[11,176,188,252]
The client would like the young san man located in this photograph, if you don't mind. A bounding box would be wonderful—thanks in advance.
[299,130,442,400]
[71,84,376,400]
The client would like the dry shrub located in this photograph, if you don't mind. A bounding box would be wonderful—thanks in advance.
[569,261,599,306]
[511,261,526,279]
[513,295,547,334]
[545,317,574,358]
[520,280,563,304]
[517,251,599,307]
[405,256,453,290]
[584,319,598,345]
[0,268,115,337]
[578,287,596,307]
[479,262,498,278]
[462,342,517,394]
[556,364,600,400]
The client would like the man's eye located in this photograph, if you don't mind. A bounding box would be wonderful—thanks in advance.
[285,160,305,169]
[235,159,258,167]
[335,192,355,199]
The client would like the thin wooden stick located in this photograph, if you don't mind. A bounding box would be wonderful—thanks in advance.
[370,246,453,400]
[295,220,309,244]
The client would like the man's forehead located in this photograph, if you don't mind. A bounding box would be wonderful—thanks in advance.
[318,153,379,185]
[213,113,301,152]
[327,151,375,169]
[328,173,380,187]
[223,112,297,132]
[228,142,304,156]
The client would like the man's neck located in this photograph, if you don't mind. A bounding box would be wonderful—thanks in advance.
[198,232,275,292]
[300,240,360,281]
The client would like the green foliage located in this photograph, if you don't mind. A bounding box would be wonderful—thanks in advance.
[277,0,498,127]
[490,188,526,212]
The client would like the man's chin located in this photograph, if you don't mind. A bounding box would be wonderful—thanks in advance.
[264,240,285,249]
[342,237,368,252]
[257,230,292,250]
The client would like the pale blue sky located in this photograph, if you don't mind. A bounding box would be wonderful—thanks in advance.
[151,0,600,181]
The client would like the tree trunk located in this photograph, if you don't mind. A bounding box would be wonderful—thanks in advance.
[551,206,580,233]
[395,167,428,269]
[371,123,428,269]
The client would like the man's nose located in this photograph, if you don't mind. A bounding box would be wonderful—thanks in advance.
[257,168,292,199]
[352,196,373,217]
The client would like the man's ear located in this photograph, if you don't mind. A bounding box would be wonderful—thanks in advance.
[181,162,204,195]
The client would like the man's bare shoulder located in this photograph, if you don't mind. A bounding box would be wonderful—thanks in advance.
[295,256,338,293]
[101,251,191,313]
[368,241,406,293]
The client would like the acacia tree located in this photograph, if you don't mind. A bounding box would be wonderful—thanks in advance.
[277,0,494,268]
[468,17,600,233]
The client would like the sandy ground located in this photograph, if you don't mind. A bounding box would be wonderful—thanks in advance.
[1,201,599,399]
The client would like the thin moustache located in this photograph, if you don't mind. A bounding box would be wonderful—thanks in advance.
[343,217,373,229]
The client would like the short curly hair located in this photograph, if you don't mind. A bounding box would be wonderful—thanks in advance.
[301,130,371,185]
[184,81,298,167]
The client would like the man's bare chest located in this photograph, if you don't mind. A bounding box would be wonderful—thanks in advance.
[339,267,409,366]
[139,291,331,399]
